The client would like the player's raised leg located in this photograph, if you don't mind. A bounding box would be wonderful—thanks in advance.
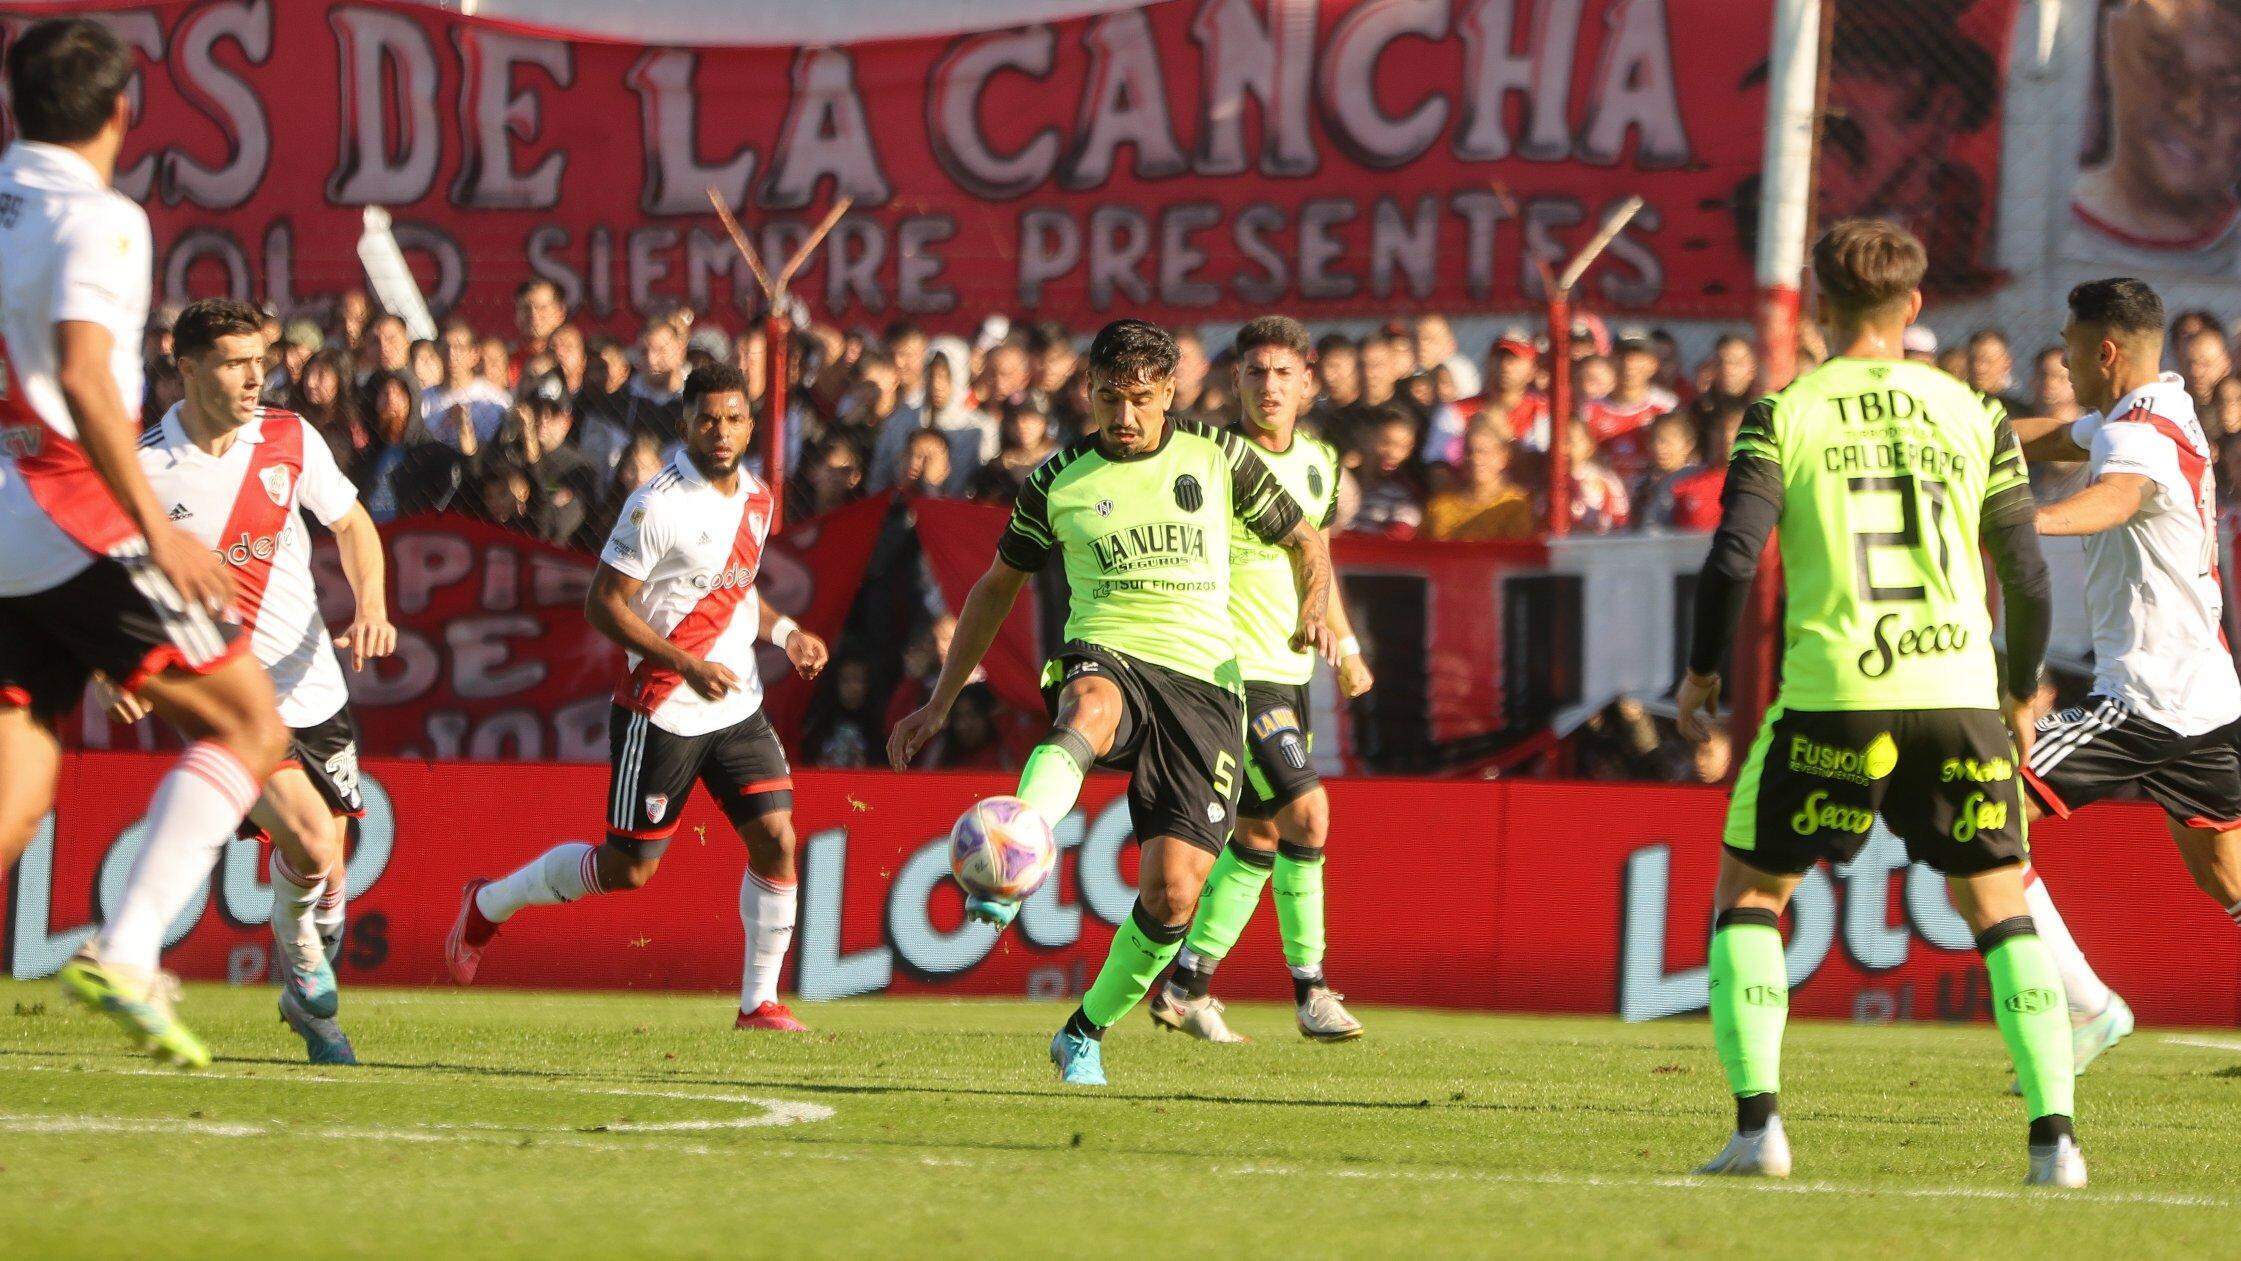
[68,652,287,1068]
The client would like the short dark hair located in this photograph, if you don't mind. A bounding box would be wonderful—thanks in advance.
[171,299,266,361]
[1314,333,1357,360]
[683,363,749,408]
[6,19,133,146]
[1233,315,1313,363]
[2067,278,2164,338]
[1085,319,1178,385]
[1812,218,1927,318]
[1370,402,1420,434]
[514,278,561,303]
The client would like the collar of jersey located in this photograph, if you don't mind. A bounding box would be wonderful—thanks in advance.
[1094,422,1174,463]
[669,450,753,499]
[2103,372,2192,425]
[162,402,265,453]
[8,140,105,191]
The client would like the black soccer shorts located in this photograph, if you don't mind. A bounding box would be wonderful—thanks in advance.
[1040,640,1245,855]
[0,551,240,719]
[1239,680,1319,819]
[1725,706,2027,876]
[2023,696,2241,831]
[284,704,366,819]
[607,704,793,851]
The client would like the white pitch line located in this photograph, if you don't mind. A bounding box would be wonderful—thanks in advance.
[1213,1163,2232,1209]
[2163,1035,2241,1053]
[0,1061,833,1135]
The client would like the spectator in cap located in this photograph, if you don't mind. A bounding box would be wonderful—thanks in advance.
[1460,329,1552,451]
[510,377,600,546]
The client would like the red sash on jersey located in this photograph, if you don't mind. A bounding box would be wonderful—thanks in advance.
[0,332,140,556]
[213,411,305,632]
[617,479,775,716]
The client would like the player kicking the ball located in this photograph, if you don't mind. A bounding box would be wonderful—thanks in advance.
[889,319,1337,1087]
[105,298,395,1065]
[0,21,288,1067]
[1678,220,2083,1186]
[1148,316,1373,1044]
[445,364,828,1032]
[2009,279,2241,1018]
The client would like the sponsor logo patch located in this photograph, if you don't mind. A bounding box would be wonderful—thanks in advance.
[1788,732,1897,785]
[1939,756,2013,783]
[1952,791,2010,843]
[1204,800,1224,824]
[1790,791,1874,837]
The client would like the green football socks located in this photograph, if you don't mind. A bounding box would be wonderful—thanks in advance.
[1180,843,1274,966]
[1017,730,1093,827]
[1076,901,1188,1031]
[1708,908,1787,1115]
[1981,918,2076,1124]
[1273,841,1327,973]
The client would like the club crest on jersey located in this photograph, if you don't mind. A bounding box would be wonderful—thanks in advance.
[749,512,768,536]
[1173,474,1203,512]
[1306,466,1324,498]
[1095,499,1114,517]
[645,793,669,823]
[259,464,291,506]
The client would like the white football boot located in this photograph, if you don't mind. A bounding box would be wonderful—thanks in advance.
[1695,1116,1792,1178]
[1296,987,1365,1042]
[2026,1135,2089,1188]
[1148,987,1249,1043]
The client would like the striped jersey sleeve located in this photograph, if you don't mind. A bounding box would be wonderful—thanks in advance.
[1197,421,1302,544]
[994,444,1075,571]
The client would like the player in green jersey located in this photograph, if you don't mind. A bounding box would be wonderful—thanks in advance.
[1677,220,2082,1187]
[889,319,1338,1087]
[1146,315,1376,1044]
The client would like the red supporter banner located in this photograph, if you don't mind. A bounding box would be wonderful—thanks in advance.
[8,755,2235,1030]
[912,496,1051,717]
[0,0,1781,332]
[72,502,889,759]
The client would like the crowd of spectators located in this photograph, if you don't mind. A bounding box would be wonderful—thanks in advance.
[138,283,2241,776]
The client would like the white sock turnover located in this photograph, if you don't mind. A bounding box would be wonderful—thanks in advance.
[475,841,599,924]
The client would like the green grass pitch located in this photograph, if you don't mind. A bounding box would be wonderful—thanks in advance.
[1,982,2236,1258]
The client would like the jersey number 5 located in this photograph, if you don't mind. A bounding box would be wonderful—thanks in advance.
[1849,474,1950,603]
[1212,750,1237,799]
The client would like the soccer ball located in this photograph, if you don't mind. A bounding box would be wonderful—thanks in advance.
[949,796,1056,902]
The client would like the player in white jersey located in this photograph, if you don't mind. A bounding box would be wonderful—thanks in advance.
[102,299,396,1065]
[446,364,829,1030]
[0,22,287,1068]
[2012,278,2241,1070]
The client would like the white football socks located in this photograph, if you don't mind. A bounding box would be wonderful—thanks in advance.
[268,849,326,977]
[739,869,797,1010]
[476,842,600,923]
[96,742,261,972]
[2022,864,2114,1020]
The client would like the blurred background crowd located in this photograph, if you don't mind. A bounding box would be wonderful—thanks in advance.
[149,284,2240,778]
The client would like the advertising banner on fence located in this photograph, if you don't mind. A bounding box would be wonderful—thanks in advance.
[0,0,1782,332]
[8,755,2235,1030]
